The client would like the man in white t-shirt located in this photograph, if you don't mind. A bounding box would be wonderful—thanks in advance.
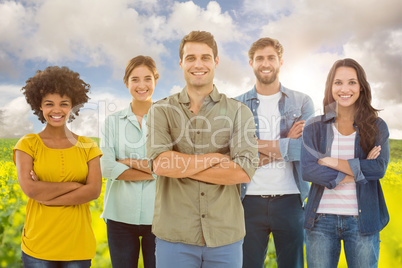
[235,37,315,268]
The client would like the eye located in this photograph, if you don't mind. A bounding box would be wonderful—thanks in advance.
[334,81,342,85]
[349,81,357,85]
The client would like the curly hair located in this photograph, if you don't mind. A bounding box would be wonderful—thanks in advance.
[22,66,90,123]
[323,58,380,154]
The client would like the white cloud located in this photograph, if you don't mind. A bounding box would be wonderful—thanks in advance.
[162,1,246,42]
[0,0,401,139]
[0,84,23,106]
[69,91,131,137]
[242,0,295,18]
[169,85,182,95]
[0,96,33,138]
[256,0,402,137]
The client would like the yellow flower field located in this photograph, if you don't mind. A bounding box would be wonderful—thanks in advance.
[0,138,401,268]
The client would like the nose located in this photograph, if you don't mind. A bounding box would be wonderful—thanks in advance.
[138,80,146,88]
[53,105,62,112]
[194,58,203,68]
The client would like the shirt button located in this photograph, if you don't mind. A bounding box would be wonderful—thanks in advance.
[201,192,205,196]
[197,131,200,134]
[202,214,205,218]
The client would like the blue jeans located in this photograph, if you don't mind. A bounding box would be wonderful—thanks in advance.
[242,194,305,268]
[21,252,91,268]
[107,220,156,268]
[306,214,380,268]
[155,237,243,268]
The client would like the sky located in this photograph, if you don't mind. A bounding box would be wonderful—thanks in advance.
[0,0,401,139]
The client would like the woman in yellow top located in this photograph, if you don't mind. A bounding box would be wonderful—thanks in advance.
[13,66,102,268]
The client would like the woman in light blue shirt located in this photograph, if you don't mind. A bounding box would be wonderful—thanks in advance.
[100,55,158,268]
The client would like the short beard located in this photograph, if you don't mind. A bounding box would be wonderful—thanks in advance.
[254,68,279,85]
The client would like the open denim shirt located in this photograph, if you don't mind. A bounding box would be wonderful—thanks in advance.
[301,112,390,235]
[235,84,315,203]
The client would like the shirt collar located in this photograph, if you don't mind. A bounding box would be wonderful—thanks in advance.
[119,103,134,118]
[178,85,221,104]
[247,83,288,101]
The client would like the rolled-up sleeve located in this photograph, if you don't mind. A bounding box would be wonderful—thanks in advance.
[349,118,390,184]
[301,117,345,189]
[146,102,174,172]
[280,94,315,162]
[100,116,130,181]
[231,104,259,180]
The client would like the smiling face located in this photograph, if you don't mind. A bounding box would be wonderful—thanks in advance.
[40,93,72,127]
[126,65,156,103]
[332,66,361,111]
[179,42,219,91]
[250,46,283,86]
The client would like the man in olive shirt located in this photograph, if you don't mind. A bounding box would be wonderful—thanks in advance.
[146,31,258,268]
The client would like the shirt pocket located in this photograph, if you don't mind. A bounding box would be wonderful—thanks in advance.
[170,127,193,154]
[284,108,302,131]
[210,132,231,154]
[285,108,302,122]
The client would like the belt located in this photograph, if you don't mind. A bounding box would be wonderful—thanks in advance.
[260,194,284,198]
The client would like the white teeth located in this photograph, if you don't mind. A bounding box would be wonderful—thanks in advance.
[340,95,351,98]
[193,72,205,75]
[51,116,62,119]
[137,90,147,94]
[262,70,271,73]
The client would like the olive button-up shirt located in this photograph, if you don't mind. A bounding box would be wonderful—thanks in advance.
[146,86,258,247]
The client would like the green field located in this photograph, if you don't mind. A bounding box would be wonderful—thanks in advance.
[0,138,401,267]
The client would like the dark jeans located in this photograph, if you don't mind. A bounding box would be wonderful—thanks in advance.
[242,194,305,268]
[107,220,156,268]
[21,251,91,268]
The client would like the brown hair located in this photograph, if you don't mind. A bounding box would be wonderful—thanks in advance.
[179,31,218,61]
[323,58,380,153]
[248,37,283,61]
[22,66,90,123]
[124,55,159,85]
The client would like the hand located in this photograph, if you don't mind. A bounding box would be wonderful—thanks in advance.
[367,145,381,160]
[30,170,39,181]
[287,120,305,139]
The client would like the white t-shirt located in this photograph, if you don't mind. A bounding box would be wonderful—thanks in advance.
[246,92,300,195]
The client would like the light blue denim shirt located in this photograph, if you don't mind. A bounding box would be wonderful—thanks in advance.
[301,113,390,235]
[100,104,156,225]
[235,84,315,203]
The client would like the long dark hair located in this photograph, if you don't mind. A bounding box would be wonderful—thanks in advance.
[323,58,379,154]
